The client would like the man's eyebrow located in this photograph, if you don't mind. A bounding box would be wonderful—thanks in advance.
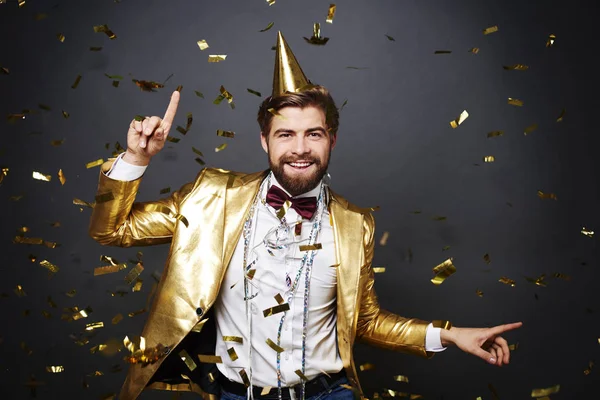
[272,127,326,134]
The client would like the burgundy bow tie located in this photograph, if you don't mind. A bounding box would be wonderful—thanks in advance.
[266,185,317,220]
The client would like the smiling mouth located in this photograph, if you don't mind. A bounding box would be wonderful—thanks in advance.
[286,161,314,170]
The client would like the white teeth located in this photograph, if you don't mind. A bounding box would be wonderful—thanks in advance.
[289,162,311,168]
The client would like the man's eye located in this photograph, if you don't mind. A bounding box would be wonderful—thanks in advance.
[279,133,291,138]
[309,132,322,137]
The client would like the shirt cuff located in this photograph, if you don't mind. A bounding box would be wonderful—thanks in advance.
[425,323,447,352]
[105,152,147,181]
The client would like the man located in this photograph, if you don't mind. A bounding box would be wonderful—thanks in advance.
[89,32,522,400]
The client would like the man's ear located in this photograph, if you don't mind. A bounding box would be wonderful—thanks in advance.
[260,132,269,154]
[330,132,337,150]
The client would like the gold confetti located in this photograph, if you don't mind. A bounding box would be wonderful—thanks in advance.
[261,387,272,396]
[449,110,469,128]
[295,370,309,381]
[483,25,498,35]
[179,350,197,371]
[266,338,284,353]
[379,231,389,246]
[41,311,52,319]
[195,90,204,98]
[581,227,594,237]
[159,187,171,195]
[431,258,456,285]
[124,262,144,284]
[556,108,566,122]
[73,198,94,209]
[197,355,223,363]
[359,363,375,371]
[299,243,322,251]
[393,375,409,383]
[553,272,571,281]
[32,171,52,182]
[227,347,239,361]
[247,88,262,97]
[0,167,8,184]
[65,289,77,297]
[546,34,556,47]
[46,366,64,373]
[208,55,227,63]
[40,260,59,274]
[525,274,547,287]
[56,33,65,42]
[326,4,336,23]
[112,314,123,325]
[469,47,480,54]
[85,322,104,331]
[583,361,594,375]
[508,342,519,351]
[0,66,9,74]
[503,64,529,71]
[90,46,102,51]
[476,289,484,297]
[259,22,274,32]
[132,79,164,92]
[86,159,103,169]
[266,0,276,5]
[303,23,329,45]
[94,263,126,276]
[132,279,143,292]
[197,40,209,50]
[217,130,235,138]
[57,169,66,185]
[223,336,243,344]
[507,98,524,106]
[498,276,516,287]
[487,131,504,138]
[215,143,228,152]
[14,285,27,297]
[531,385,560,397]
[93,24,116,39]
[51,139,66,147]
[385,34,395,41]
[47,296,57,308]
[434,50,452,54]
[246,269,256,280]
[524,123,538,135]
[61,110,70,119]
[431,215,447,221]
[71,74,82,89]
[128,308,146,317]
[537,190,558,200]
[263,303,290,317]
[483,156,495,163]
[483,254,491,264]
[274,293,285,304]
[239,369,251,387]
[21,342,33,356]
[73,306,92,320]
[373,267,386,273]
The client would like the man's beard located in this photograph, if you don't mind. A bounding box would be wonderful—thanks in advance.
[269,151,330,197]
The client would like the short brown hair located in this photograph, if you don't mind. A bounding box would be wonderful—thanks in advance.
[257,85,340,138]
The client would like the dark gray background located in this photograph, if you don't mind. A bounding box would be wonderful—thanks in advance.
[1,0,599,398]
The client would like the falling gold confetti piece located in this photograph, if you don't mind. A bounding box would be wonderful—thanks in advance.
[326,4,336,23]
[263,303,290,317]
[359,363,375,371]
[556,108,566,122]
[531,385,560,397]
[299,243,322,251]
[259,22,275,32]
[304,22,329,45]
[40,260,59,274]
[476,289,484,297]
[379,231,389,246]
[266,0,276,5]
[215,143,228,152]
[469,47,480,54]
[546,34,556,47]
[503,64,529,71]
[507,98,524,106]
[112,314,123,325]
[65,289,77,297]
[483,25,498,35]
[483,156,495,163]
[56,169,66,185]
[261,387,272,396]
[373,267,386,273]
[431,258,456,285]
[274,293,284,304]
[94,263,126,276]
[46,366,64,373]
[524,123,538,135]
[124,263,144,284]
[132,279,143,292]
[128,308,146,317]
[553,272,571,281]
[71,74,82,89]
[14,285,27,297]
[434,50,452,54]
[487,131,504,138]
[450,110,469,128]
[483,254,491,264]
[266,339,285,353]
[537,190,558,200]
[385,34,395,41]
[32,171,52,182]
[217,130,235,138]
[295,370,309,381]
[198,355,223,363]
[93,24,116,39]
[431,215,447,221]
[197,40,209,51]
[56,33,65,42]
[195,90,204,98]
[581,227,594,238]
[179,350,198,371]
[393,375,409,383]
[247,88,262,97]
[208,55,227,63]
[508,342,519,351]
[86,159,103,169]
[583,361,594,375]
[223,336,243,344]
[498,276,516,287]
[85,322,104,331]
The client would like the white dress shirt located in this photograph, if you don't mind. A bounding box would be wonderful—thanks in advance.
[105,153,446,387]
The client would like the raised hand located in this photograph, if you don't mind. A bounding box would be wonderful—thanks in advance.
[441,321,523,366]
[123,90,180,165]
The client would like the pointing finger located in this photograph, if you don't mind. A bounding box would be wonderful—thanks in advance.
[162,90,180,130]
[489,322,523,336]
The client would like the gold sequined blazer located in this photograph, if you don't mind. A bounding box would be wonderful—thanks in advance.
[88,158,434,400]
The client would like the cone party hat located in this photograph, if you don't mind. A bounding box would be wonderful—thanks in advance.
[272,31,312,97]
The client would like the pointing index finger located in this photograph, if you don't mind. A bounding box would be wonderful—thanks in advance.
[490,322,523,336]
[162,90,180,127]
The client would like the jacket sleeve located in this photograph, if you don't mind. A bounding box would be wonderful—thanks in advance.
[355,212,434,358]
[88,158,204,247]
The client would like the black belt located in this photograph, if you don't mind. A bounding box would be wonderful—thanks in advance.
[219,370,347,399]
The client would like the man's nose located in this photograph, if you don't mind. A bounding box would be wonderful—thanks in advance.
[292,136,309,154]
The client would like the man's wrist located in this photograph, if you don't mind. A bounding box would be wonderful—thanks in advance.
[440,327,456,347]
[123,151,150,166]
